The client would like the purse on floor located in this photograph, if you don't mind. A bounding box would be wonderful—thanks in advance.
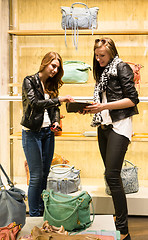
[61,2,99,49]
[47,164,81,194]
[0,222,21,240]
[105,160,139,195]
[0,164,26,228]
[42,189,94,232]
[62,60,91,84]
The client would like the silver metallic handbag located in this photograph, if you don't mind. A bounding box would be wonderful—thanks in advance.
[105,160,139,195]
[61,2,99,49]
[47,164,81,194]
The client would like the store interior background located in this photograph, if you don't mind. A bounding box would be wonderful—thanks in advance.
[0,0,148,215]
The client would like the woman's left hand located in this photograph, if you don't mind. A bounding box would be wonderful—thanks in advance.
[84,103,105,114]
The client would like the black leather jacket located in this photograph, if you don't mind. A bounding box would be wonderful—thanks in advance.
[104,62,139,122]
[21,72,61,131]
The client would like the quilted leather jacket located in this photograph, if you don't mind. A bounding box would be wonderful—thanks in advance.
[105,62,139,122]
[21,72,61,131]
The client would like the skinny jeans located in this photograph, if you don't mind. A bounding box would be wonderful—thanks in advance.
[98,126,130,235]
[22,127,54,216]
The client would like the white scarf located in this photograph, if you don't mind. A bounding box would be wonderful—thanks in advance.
[91,56,122,127]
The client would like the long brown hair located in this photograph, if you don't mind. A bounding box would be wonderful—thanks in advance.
[93,38,119,82]
[39,52,64,98]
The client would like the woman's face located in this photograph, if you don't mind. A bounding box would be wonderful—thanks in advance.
[45,59,60,78]
[95,45,111,67]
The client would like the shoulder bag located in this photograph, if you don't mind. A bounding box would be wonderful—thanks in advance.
[47,164,81,194]
[62,60,91,84]
[61,2,99,49]
[105,160,139,195]
[0,222,21,240]
[0,164,26,228]
[42,189,94,232]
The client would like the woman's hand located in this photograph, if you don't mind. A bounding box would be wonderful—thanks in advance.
[50,122,62,132]
[59,95,75,103]
[84,103,105,114]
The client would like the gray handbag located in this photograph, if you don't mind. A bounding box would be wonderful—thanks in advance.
[61,2,99,49]
[47,164,81,194]
[105,160,139,195]
[0,164,26,227]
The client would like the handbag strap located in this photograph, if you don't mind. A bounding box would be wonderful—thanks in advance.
[50,164,74,174]
[71,2,89,10]
[0,164,14,187]
[124,160,137,168]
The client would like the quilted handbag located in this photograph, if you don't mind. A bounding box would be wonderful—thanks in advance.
[47,164,81,194]
[62,60,91,84]
[105,160,139,195]
[42,189,94,232]
[61,2,99,49]
[0,164,26,228]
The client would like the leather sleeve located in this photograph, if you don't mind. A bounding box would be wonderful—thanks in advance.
[22,76,61,110]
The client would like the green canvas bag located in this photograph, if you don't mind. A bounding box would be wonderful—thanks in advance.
[42,189,94,232]
[62,61,91,84]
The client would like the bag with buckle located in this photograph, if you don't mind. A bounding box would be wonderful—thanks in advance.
[47,164,81,194]
[105,160,139,195]
[61,2,99,49]
[0,222,21,240]
[0,164,26,228]
[62,60,91,84]
[42,189,94,232]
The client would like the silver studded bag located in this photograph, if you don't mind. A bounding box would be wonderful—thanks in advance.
[105,160,139,195]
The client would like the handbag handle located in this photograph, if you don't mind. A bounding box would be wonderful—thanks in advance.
[0,164,14,187]
[71,2,89,10]
[124,160,137,168]
[43,193,82,223]
[50,164,74,174]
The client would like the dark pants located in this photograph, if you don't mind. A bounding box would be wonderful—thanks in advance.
[98,126,130,234]
[22,127,54,216]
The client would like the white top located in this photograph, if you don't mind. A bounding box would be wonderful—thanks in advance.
[41,93,51,128]
[101,92,133,141]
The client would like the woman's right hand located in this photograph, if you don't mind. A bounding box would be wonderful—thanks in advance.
[59,95,75,103]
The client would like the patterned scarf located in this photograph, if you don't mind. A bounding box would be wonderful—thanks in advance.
[91,55,122,127]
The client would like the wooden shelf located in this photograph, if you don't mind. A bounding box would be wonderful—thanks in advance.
[8,29,148,36]
[10,131,148,142]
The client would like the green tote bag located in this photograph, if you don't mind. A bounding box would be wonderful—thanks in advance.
[42,189,94,232]
[62,60,91,84]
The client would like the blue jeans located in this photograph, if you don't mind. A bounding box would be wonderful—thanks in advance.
[22,127,55,216]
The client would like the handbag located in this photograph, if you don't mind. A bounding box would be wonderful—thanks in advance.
[62,61,91,84]
[42,189,94,232]
[0,222,21,240]
[0,164,26,228]
[47,164,81,194]
[126,62,143,85]
[61,2,99,49]
[105,160,139,195]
